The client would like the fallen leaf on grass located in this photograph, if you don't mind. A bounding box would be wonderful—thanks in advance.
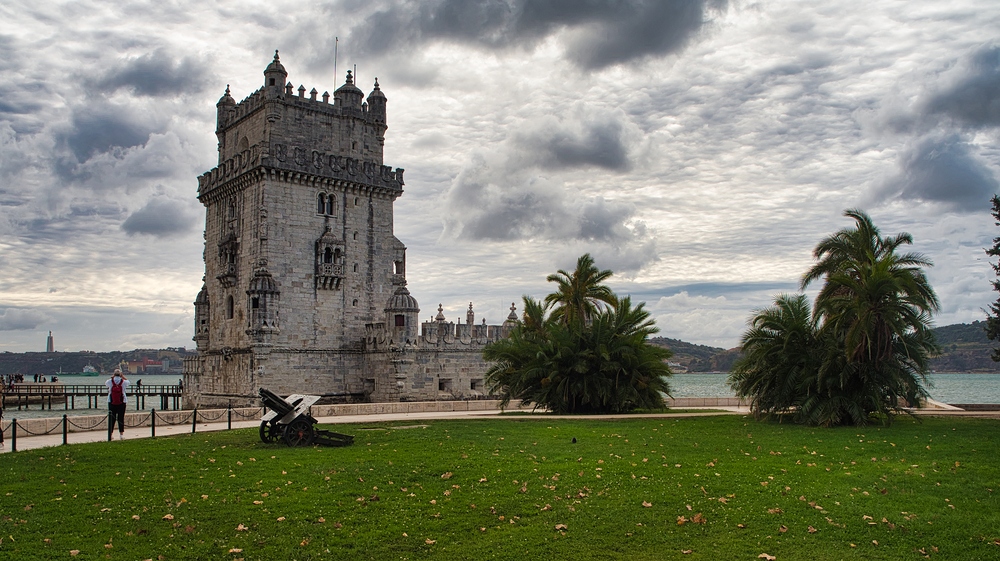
[768,508,782,515]
[808,526,817,534]
[555,524,568,531]
[235,524,248,531]
[425,539,436,545]
[276,517,286,521]
[737,523,746,529]
[779,525,787,533]
[132,515,140,520]
[70,551,80,557]
[682,550,692,554]
[692,513,706,524]
[228,548,243,553]
[758,554,776,561]
[317,517,325,523]
[642,501,652,508]
[162,514,174,521]
[300,539,309,546]
[677,516,688,525]
[441,472,453,479]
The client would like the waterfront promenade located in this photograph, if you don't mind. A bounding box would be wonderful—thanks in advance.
[4,397,997,454]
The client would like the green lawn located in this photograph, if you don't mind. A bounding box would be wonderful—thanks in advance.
[2,415,998,560]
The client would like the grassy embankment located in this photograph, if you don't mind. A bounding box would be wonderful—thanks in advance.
[1,415,998,560]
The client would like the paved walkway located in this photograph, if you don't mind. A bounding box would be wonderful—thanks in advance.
[0,407,750,453]
[4,404,999,454]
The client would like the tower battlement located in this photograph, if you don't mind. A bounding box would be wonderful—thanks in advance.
[184,52,502,407]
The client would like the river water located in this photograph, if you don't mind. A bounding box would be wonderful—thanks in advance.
[3,373,999,421]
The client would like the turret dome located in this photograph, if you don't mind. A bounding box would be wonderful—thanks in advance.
[385,283,420,313]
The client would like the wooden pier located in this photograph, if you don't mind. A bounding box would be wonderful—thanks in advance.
[2,383,183,411]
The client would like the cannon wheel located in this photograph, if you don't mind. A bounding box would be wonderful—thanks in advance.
[282,418,316,447]
[259,421,281,443]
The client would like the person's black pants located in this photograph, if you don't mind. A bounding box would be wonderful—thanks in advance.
[109,403,126,434]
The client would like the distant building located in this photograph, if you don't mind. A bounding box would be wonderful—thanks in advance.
[46,331,54,353]
[183,53,513,408]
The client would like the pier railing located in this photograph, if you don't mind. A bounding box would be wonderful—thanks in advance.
[2,384,183,411]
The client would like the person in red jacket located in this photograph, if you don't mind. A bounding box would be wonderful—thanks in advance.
[106,369,130,440]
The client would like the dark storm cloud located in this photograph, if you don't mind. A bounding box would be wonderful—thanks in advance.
[349,0,724,69]
[58,103,158,163]
[121,196,199,237]
[92,49,211,97]
[921,43,1000,128]
[0,308,49,331]
[517,118,631,170]
[871,134,998,212]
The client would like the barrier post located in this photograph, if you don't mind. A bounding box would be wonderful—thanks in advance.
[151,409,156,438]
[62,415,68,445]
[11,419,16,452]
[227,406,232,430]
[191,409,197,434]
[107,411,113,441]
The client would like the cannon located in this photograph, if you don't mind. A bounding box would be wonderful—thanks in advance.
[258,388,354,447]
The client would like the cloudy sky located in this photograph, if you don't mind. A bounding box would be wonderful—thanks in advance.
[1,0,999,353]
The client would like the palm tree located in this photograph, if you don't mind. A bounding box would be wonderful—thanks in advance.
[728,294,819,421]
[544,254,617,327]
[801,209,939,425]
[485,260,673,414]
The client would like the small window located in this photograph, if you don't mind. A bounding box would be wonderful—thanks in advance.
[326,195,334,215]
[353,263,358,273]
[270,78,276,86]
[251,297,260,309]
[438,378,453,392]
[352,299,358,307]
[353,231,358,240]
[324,247,333,264]
[395,314,405,327]
[352,141,357,150]
[334,248,342,263]
[393,260,404,275]
[226,296,234,319]
[471,379,482,391]
[318,193,326,214]
[354,197,359,206]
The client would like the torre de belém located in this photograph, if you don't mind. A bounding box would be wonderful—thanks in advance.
[182,53,516,407]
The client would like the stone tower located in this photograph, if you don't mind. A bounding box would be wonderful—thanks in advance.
[184,52,408,406]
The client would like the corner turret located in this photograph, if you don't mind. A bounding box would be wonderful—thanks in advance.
[263,50,287,91]
[334,70,364,109]
[367,78,387,124]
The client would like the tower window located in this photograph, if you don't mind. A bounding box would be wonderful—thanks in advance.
[393,260,404,275]
[326,194,334,215]
[251,297,260,309]
[353,263,358,273]
[352,299,358,307]
[226,296,234,319]
[270,78,275,86]
[353,231,358,240]
[324,247,333,264]
[318,193,326,214]
[395,314,405,327]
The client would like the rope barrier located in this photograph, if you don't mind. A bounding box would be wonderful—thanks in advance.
[198,409,228,422]
[231,407,265,419]
[16,418,64,436]
[127,412,153,428]
[66,416,108,430]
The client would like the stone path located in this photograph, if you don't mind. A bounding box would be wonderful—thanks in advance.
[4,404,998,454]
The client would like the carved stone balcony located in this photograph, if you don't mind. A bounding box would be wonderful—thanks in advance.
[317,262,344,290]
[217,263,238,288]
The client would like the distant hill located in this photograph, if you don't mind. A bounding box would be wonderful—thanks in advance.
[648,337,738,373]
[651,321,1000,373]
[928,321,999,373]
[0,348,193,377]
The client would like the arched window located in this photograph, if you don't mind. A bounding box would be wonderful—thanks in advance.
[334,248,342,263]
[324,247,333,264]
[353,263,358,273]
[227,200,236,220]
[326,194,334,215]
[226,296,234,319]
[318,193,326,214]
[352,299,358,307]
